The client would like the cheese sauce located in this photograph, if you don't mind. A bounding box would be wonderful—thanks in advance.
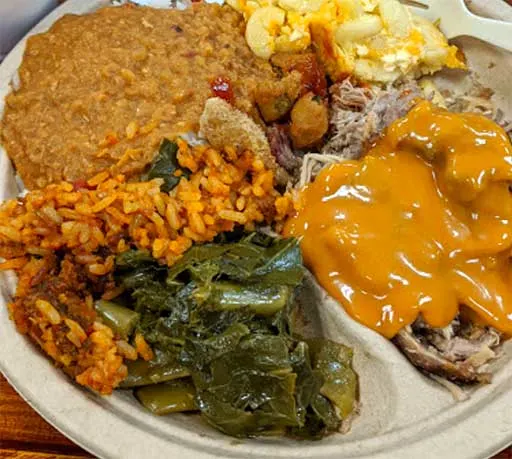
[285,100,512,338]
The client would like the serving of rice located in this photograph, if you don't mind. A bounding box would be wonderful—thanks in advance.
[0,139,286,394]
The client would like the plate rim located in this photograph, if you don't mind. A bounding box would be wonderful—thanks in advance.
[1,1,512,458]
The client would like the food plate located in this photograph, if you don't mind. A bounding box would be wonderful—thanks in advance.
[1,0,512,458]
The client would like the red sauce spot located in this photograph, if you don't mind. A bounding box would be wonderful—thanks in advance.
[288,54,327,97]
[72,179,93,191]
[210,76,234,103]
[104,132,119,146]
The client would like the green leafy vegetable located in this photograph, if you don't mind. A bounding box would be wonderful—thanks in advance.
[166,233,303,285]
[114,233,358,439]
[181,323,251,376]
[290,342,320,427]
[116,249,156,269]
[289,341,342,438]
[309,338,358,419]
[142,139,189,192]
[115,249,166,289]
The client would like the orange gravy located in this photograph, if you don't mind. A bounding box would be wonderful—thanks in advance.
[284,100,512,338]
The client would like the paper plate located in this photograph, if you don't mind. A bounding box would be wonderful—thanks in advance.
[1,1,512,458]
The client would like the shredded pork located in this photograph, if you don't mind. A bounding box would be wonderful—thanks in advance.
[297,79,421,187]
[393,316,502,386]
[444,79,512,137]
[267,124,302,175]
[322,79,421,159]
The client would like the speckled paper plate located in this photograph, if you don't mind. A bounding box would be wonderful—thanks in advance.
[1,1,512,458]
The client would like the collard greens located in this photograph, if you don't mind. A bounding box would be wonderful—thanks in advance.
[115,233,358,439]
[142,139,189,192]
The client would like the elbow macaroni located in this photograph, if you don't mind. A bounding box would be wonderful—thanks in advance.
[229,0,465,83]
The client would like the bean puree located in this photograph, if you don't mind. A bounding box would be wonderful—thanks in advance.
[0,3,285,188]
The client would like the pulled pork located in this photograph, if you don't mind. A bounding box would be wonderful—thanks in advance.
[393,315,501,385]
[322,79,421,159]
[267,124,302,176]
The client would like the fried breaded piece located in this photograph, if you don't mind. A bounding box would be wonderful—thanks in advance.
[289,92,328,149]
[199,97,289,185]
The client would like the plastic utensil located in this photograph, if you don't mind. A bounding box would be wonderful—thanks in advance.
[401,0,512,52]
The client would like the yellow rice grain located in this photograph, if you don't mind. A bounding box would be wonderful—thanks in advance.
[88,256,114,276]
[152,238,168,259]
[183,227,203,242]
[35,299,61,325]
[0,226,21,242]
[186,201,204,213]
[60,182,74,193]
[78,224,91,244]
[134,333,154,361]
[203,214,215,226]
[189,212,206,235]
[125,121,139,140]
[87,171,110,187]
[91,195,117,213]
[252,158,265,172]
[89,264,108,275]
[178,190,201,202]
[252,185,265,197]
[235,196,246,211]
[165,201,181,230]
[152,194,166,216]
[218,209,247,224]
[139,119,159,135]
[65,318,88,348]
[93,321,114,337]
[40,205,63,225]
[206,148,222,167]
[116,340,138,360]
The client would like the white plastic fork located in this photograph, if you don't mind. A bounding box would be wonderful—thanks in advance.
[401,0,512,52]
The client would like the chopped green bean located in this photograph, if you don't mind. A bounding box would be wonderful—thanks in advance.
[203,281,291,316]
[121,353,190,388]
[135,380,197,415]
[95,300,139,340]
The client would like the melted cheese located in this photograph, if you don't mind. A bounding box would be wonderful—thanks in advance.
[285,100,512,338]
